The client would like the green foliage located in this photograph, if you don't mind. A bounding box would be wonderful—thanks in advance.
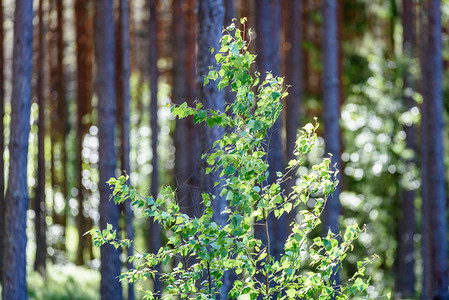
[26,264,100,300]
[340,53,419,296]
[91,19,374,299]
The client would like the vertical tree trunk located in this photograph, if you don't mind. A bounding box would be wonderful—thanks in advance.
[56,0,68,238]
[395,0,416,297]
[283,0,303,234]
[75,0,94,266]
[1,0,33,298]
[255,0,285,261]
[172,0,191,215]
[34,0,47,275]
[0,0,5,283]
[95,0,123,299]
[115,0,134,298]
[148,0,162,295]
[197,0,226,224]
[424,0,449,298]
[321,0,341,290]
[187,0,201,216]
[197,0,228,297]
[48,0,67,230]
[224,0,234,26]
[321,0,341,236]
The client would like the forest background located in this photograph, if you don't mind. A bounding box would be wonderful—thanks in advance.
[0,0,448,299]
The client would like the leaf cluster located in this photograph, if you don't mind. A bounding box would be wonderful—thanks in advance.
[91,19,374,300]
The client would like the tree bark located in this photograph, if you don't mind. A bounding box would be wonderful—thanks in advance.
[75,0,94,266]
[197,0,228,297]
[423,0,449,298]
[173,0,193,216]
[1,0,33,298]
[197,0,226,222]
[321,0,341,236]
[395,0,416,297]
[95,0,123,299]
[283,0,303,235]
[115,0,135,298]
[34,0,47,275]
[56,0,68,239]
[148,0,162,295]
[321,0,341,291]
[255,0,285,261]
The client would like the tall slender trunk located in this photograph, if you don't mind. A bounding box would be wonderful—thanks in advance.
[197,0,226,224]
[186,0,200,216]
[95,0,123,299]
[56,0,68,239]
[0,0,5,283]
[283,0,303,235]
[148,0,162,295]
[1,1,33,298]
[321,0,341,236]
[115,0,134,298]
[395,0,416,297]
[34,0,47,275]
[172,0,191,214]
[197,0,227,297]
[255,0,285,261]
[321,0,341,290]
[75,0,94,266]
[424,0,449,298]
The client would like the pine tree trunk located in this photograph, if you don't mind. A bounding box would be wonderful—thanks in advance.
[173,0,192,216]
[34,0,47,275]
[115,0,134,298]
[321,0,341,291]
[395,0,416,297]
[424,0,449,297]
[56,0,68,242]
[1,1,33,298]
[95,0,123,299]
[283,0,303,235]
[255,0,285,261]
[197,0,228,297]
[197,0,226,224]
[75,0,94,266]
[148,0,162,295]
[321,0,341,236]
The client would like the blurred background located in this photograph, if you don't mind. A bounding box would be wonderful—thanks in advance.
[0,0,448,299]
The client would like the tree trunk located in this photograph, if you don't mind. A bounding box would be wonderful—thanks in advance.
[423,0,449,298]
[148,0,162,295]
[75,0,94,266]
[172,0,192,215]
[321,0,341,236]
[34,0,47,275]
[95,0,123,299]
[56,0,68,241]
[321,0,341,291]
[197,0,226,220]
[115,0,134,298]
[197,0,228,296]
[0,0,5,283]
[395,0,416,297]
[283,0,303,235]
[1,1,33,298]
[255,0,285,261]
